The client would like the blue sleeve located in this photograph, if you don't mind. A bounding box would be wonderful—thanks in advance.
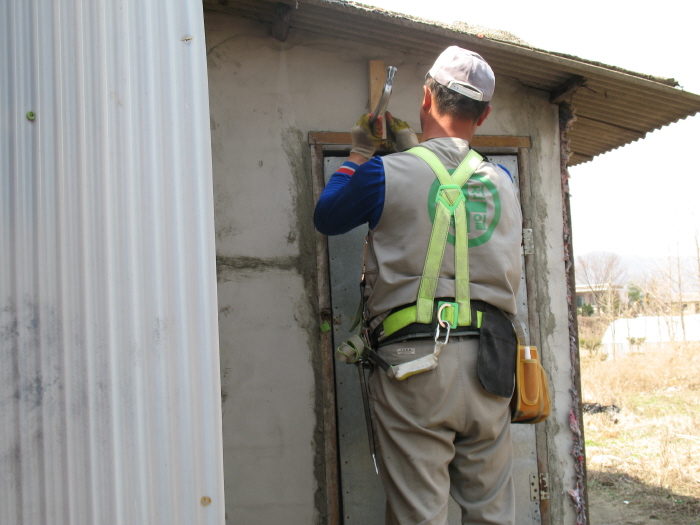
[313,156,385,235]
[496,163,513,182]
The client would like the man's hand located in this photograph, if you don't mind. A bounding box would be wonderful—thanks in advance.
[350,113,383,161]
[348,112,418,164]
[386,112,419,152]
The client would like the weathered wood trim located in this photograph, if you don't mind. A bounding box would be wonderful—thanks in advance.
[560,101,590,525]
[564,176,590,523]
[549,75,587,105]
[563,160,590,525]
[309,132,531,149]
[310,142,340,525]
[308,132,350,146]
[271,2,292,42]
[368,60,385,115]
[473,135,532,148]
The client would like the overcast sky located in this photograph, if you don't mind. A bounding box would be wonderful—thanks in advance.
[357,0,700,259]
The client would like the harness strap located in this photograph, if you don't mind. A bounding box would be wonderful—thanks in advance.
[406,146,483,327]
[375,299,485,348]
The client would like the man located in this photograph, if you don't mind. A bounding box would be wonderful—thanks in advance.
[314,47,522,525]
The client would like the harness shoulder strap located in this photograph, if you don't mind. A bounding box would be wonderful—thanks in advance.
[408,146,482,194]
[406,146,483,326]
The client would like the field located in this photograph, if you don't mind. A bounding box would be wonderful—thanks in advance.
[581,342,700,525]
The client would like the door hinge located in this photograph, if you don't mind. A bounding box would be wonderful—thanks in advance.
[522,228,534,255]
[530,473,549,501]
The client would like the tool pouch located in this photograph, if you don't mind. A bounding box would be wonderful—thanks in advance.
[477,310,517,398]
[510,345,551,424]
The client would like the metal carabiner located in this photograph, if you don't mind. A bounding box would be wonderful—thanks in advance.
[435,303,453,346]
[434,321,451,344]
[435,304,452,350]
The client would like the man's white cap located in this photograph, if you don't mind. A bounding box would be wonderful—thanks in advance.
[428,46,495,102]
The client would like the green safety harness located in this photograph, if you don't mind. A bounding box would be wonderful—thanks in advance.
[338,146,485,379]
[377,145,484,342]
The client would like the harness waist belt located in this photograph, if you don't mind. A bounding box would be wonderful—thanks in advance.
[373,299,501,347]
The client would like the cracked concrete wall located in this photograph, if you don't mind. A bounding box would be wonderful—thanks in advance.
[205,10,576,525]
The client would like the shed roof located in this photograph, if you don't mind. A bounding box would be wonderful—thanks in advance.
[203,0,700,166]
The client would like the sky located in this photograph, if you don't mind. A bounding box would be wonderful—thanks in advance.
[355,0,700,260]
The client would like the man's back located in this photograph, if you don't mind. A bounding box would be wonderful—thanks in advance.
[314,46,519,525]
[365,137,522,324]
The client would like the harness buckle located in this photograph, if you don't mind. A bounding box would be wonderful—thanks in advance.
[437,301,459,329]
[435,184,465,214]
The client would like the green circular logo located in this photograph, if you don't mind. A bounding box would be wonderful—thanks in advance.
[427,171,501,247]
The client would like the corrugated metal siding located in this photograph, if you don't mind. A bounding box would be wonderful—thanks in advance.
[202,0,700,165]
[1,2,224,524]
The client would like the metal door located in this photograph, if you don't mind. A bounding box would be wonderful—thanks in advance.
[324,155,542,525]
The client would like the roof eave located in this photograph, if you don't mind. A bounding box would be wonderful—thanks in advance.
[203,0,700,166]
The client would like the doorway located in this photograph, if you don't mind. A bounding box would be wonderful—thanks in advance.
[311,134,545,524]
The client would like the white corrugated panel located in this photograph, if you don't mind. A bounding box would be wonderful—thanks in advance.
[602,314,700,357]
[1,1,224,524]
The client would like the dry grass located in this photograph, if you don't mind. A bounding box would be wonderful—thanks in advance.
[577,316,610,355]
[581,342,700,523]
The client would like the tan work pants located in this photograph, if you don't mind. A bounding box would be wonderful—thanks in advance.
[369,336,514,525]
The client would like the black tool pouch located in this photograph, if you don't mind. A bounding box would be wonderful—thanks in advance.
[477,309,517,398]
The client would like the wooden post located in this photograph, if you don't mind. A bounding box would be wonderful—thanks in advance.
[271,3,292,42]
[368,60,387,139]
[368,60,384,114]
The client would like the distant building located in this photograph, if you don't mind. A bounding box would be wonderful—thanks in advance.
[601,314,700,358]
[576,283,628,312]
[682,292,700,314]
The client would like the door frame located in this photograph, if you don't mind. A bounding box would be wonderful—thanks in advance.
[308,133,549,525]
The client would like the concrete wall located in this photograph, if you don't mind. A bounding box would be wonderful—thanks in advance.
[205,10,577,524]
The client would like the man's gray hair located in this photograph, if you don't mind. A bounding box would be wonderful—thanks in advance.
[425,75,490,122]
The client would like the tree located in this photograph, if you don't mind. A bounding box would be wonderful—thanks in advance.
[576,252,628,315]
[628,283,643,305]
[579,303,594,317]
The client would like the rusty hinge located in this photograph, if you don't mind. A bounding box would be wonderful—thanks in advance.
[530,473,549,501]
[522,228,534,255]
